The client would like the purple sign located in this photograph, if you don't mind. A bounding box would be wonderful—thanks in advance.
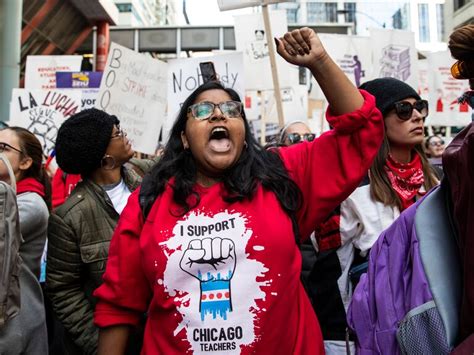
[56,71,103,88]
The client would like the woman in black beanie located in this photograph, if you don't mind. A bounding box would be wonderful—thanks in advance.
[306,77,439,354]
[46,108,156,355]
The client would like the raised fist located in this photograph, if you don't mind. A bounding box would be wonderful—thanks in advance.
[180,237,236,282]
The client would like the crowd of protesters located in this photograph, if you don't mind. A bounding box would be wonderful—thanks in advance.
[0,24,473,355]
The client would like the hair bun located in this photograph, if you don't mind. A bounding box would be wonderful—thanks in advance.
[448,24,474,61]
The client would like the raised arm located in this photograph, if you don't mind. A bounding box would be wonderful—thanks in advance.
[275,27,363,115]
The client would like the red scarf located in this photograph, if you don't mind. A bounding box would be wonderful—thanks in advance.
[16,177,45,197]
[384,153,424,210]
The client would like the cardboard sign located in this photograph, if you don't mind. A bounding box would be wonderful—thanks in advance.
[56,71,103,88]
[96,42,168,155]
[25,55,82,89]
[166,52,245,121]
[369,28,418,89]
[9,89,82,154]
[234,11,298,90]
[426,51,471,126]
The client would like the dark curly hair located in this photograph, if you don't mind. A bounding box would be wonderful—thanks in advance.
[140,81,302,232]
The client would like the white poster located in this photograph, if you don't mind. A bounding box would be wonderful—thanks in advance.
[234,11,298,90]
[245,86,308,123]
[369,28,418,89]
[167,52,245,122]
[96,42,168,155]
[25,55,82,89]
[81,89,100,110]
[426,51,471,126]
[9,89,82,154]
[310,34,372,100]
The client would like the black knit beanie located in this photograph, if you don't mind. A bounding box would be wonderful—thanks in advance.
[360,78,421,116]
[55,108,119,175]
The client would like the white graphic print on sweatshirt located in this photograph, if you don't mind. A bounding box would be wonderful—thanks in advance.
[159,211,269,353]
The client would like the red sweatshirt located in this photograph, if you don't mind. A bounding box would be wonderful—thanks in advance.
[94,90,383,354]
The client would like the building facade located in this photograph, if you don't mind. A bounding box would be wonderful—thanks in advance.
[272,1,448,52]
[113,0,180,26]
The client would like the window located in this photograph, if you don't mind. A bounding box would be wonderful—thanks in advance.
[436,4,445,41]
[418,4,430,42]
[116,3,132,12]
[344,2,356,23]
[286,8,298,24]
[307,2,338,23]
[454,0,468,11]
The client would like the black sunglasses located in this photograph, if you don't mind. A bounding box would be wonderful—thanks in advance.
[393,100,429,121]
[0,142,23,154]
[287,133,315,144]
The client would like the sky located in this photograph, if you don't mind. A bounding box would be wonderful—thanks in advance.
[182,0,256,26]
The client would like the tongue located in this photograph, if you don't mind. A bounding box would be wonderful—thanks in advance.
[209,138,231,152]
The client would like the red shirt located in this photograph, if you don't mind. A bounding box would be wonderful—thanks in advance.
[94,90,383,354]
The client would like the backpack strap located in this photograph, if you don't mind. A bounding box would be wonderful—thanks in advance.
[0,153,16,193]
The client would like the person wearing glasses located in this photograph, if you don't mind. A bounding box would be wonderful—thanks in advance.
[0,127,50,354]
[46,109,156,355]
[425,135,445,178]
[279,121,316,146]
[303,77,439,354]
[93,27,384,355]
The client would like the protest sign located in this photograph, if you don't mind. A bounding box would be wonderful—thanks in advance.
[25,55,82,89]
[81,89,99,110]
[245,86,308,123]
[234,11,298,91]
[96,42,168,155]
[167,52,245,120]
[9,89,82,154]
[369,28,418,89]
[56,71,103,88]
[309,34,372,100]
[426,51,471,126]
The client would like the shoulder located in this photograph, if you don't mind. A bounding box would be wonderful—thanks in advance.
[53,183,89,218]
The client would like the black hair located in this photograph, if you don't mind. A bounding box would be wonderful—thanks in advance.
[141,81,302,225]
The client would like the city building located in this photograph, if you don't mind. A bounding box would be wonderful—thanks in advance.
[444,0,473,34]
[272,1,448,52]
[113,0,180,26]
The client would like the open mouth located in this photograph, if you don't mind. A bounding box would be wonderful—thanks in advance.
[209,127,231,152]
[209,127,229,140]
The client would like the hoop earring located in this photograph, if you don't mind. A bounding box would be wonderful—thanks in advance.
[101,154,116,170]
[244,141,248,148]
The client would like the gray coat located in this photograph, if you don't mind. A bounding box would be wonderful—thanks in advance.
[0,192,49,355]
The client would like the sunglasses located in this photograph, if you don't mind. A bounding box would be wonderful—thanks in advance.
[0,142,23,154]
[428,140,444,147]
[188,101,243,121]
[287,133,316,144]
[393,100,429,120]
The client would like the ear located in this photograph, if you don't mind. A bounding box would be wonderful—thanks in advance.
[18,156,33,173]
[181,131,189,150]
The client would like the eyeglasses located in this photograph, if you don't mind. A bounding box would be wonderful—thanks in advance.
[428,140,444,147]
[0,142,23,154]
[111,128,127,139]
[393,100,429,120]
[188,101,243,121]
[287,133,316,144]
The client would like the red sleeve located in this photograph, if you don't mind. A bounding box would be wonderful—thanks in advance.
[279,89,384,239]
[93,188,152,328]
